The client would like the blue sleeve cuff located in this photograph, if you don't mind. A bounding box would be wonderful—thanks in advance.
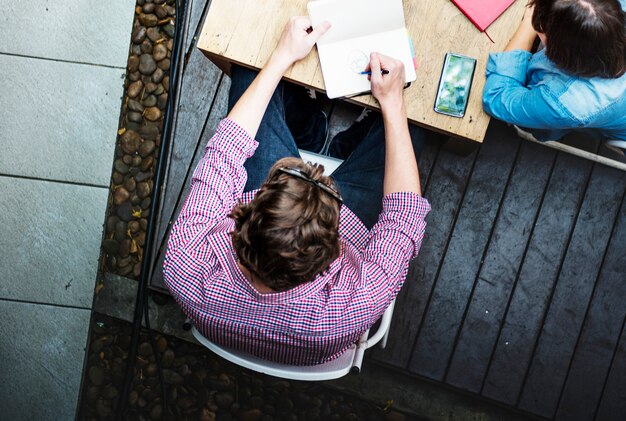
[486,50,533,84]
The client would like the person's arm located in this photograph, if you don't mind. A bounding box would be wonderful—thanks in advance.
[368,53,421,195]
[164,17,329,304]
[354,53,429,319]
[359,192,430,319]
[482,6,571,129]
[482,57,568,129]
[505,5,537,52]
[227,17,330,138]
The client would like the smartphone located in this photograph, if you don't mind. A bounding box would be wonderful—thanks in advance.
[434,53,477,118]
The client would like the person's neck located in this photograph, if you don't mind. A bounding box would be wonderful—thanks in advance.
[237,262,275,294]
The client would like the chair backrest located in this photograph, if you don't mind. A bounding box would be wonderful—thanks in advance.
[189,298,396,381]
[191,327,356,381]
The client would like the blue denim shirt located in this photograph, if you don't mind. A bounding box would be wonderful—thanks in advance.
[482,2,626,141]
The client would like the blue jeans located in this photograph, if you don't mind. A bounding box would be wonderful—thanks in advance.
[228,66,426,229]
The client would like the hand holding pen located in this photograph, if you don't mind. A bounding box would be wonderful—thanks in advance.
[367,52,405,111]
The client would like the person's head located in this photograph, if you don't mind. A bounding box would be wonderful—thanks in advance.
[529,0,626,78]
[230,157,342,292]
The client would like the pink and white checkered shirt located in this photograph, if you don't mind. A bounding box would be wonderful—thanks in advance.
[163,119,430,365]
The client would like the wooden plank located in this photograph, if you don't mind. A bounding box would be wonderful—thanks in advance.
[185,0,211,55]
[552,182,626,421]
[479,140,594,406]
[596,317,626,421]
[151,47,222,260]
[369,138,476,367]
[407,121,520,380]
[416,134,443,192]
[198,0,248,57]
[517,164,626,418]
[197,0,528,143]
[444,140,556,392]
[151,76,231,290]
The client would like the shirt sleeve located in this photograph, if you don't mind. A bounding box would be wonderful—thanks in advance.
[360,192,431,320]
[163,119,257,306]
[167,119,257,251]
[482,50,571,129]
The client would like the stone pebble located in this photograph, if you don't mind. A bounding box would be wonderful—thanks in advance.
[153,43,168,61]
[140,39,152,54]
[132,26,146,44]
[139,13,158,27]
[127,80,143,98]
[139,53,157,74]
[146,27,162,43]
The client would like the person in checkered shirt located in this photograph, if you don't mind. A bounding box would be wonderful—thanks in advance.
[163,17,431,365]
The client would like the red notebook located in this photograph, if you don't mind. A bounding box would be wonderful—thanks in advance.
[452,0,516,32]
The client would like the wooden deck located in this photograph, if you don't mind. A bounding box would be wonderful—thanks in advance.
[149,2,626,419]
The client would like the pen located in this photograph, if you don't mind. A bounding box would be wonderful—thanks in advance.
[359,69,390,75]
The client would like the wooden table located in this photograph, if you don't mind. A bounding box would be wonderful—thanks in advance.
[197,0,526,144]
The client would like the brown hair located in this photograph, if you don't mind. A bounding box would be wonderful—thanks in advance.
[230,157,341,292]
[529,0,626,78]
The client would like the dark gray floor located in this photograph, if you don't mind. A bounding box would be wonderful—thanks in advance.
[147,1,626,419]
[367,122,626,421]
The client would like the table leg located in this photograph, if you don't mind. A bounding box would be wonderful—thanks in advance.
[203,53,233,76]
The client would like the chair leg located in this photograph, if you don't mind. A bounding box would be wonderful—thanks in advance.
[380,326,390,349]
[379,300,395,349]
[605,140,626,156]
[350,345,365,374]
[350,330,369,374]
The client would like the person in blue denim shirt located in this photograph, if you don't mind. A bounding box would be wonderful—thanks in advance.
[482,0,626,151]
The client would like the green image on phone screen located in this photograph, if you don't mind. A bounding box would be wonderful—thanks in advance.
[434,54,476,118]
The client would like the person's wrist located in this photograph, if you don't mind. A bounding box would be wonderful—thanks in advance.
[379,96,405,116]
[268,49,295,73]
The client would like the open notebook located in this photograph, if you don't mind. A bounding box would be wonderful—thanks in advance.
[307,0,416,99]
[452,0,516,33]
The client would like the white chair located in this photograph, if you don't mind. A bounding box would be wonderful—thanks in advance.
[298,149,343,175]
[513,125,626,172]
[188,299,395,381]
[605,140,626,159]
